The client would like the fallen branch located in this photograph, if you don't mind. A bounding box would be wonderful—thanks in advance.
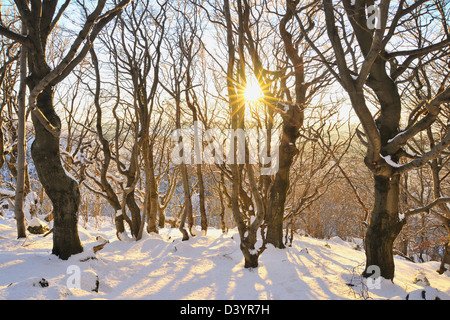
[93,237,110,253]
[43,228,53,237]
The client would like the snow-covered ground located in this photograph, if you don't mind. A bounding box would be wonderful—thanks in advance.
[0,212,449,300]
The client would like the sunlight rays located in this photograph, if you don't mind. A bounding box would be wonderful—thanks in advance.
[244,78,264,103]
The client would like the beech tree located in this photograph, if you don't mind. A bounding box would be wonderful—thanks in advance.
[160,0,210,240]
[0,7,27,237]
[399,50,450,273]
[14,11,27,239]
[0,0,131,259]
[220,0,268,268]
[265,0,332,248]
[305,0,450,279]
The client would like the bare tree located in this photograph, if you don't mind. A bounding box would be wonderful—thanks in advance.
[153,127,180,228]
[307,0,450,279]
[398,49,450,272]
[13,10,28,238]
[218,0,267,267]
[115,0,167,237]
[160,0,209,240]
[256,0,333,248]
[84,0,167,240]
[0,0,131,259]
[0,5,27,236]
[83,46,123,238]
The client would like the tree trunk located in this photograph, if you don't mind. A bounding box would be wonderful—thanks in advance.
[175,78,193,239]
[265,1,306,248]
[219,171,226,233]
[14,30,27,239]
[30,85,83,259]
[179,162,192,241]
[196,164,208,234]
[429,153,450,275]
[266,139,298,248]
[363,175,405,280]
[4,0,133,259]
[158,206,166,228]
[438,238,450,274]
[241,238,259,268]
[115,212,126,238]
[146,145,159,234]
[126,189,141,238]
[192,120,207,234]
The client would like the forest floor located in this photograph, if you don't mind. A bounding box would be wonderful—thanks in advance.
[0,212,449,300]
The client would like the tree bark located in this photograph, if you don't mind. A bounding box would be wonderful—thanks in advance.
[266,135,299,248]
[29,84,83,259]
[320,0,405,280]
[14,23,28,239]
[90,47,124,239]
[362,70,403,279]
[179,162,193,240]
[146,144,159,234]
[125,180,141,239]
[363,175,405,279]
[219,171,227,233]
[438,241,450,274]
[0,0,132,258]
[265,0,306,248]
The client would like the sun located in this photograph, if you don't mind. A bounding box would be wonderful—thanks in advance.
[244,80,264,103]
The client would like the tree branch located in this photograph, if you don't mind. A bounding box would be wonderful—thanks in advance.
[387,39,450,59]
[387,86,450,155]
[28,0,131,137]
[49,0,71,34]
[354,0,390,90]
[0,24,28,45]
[404,197,450,224]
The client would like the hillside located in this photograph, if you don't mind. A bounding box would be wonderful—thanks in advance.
[0,212,449,301]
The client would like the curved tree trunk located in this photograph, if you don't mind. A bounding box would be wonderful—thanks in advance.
[363,175,405,280]
[30,85,83,259]
[126,189,141,239]
[266,138,298,248]
[0,0,132,259]
[265,1,306,248]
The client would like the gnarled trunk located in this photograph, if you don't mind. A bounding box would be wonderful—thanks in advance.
[363,175,405,280]
[266,136,299,248]
[30,85,82,260]
[265,1,306,248]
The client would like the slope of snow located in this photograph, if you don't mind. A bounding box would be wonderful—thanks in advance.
[0,213,449,300]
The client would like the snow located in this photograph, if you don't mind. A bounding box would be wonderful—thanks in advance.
[0,188,15,197]
[277,103,290,114]
[380,154,402,168]
[387,131,405,143]
[0,213,449,300]
[28,217,45,228]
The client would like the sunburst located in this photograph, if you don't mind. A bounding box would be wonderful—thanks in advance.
[244,79,264,103]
